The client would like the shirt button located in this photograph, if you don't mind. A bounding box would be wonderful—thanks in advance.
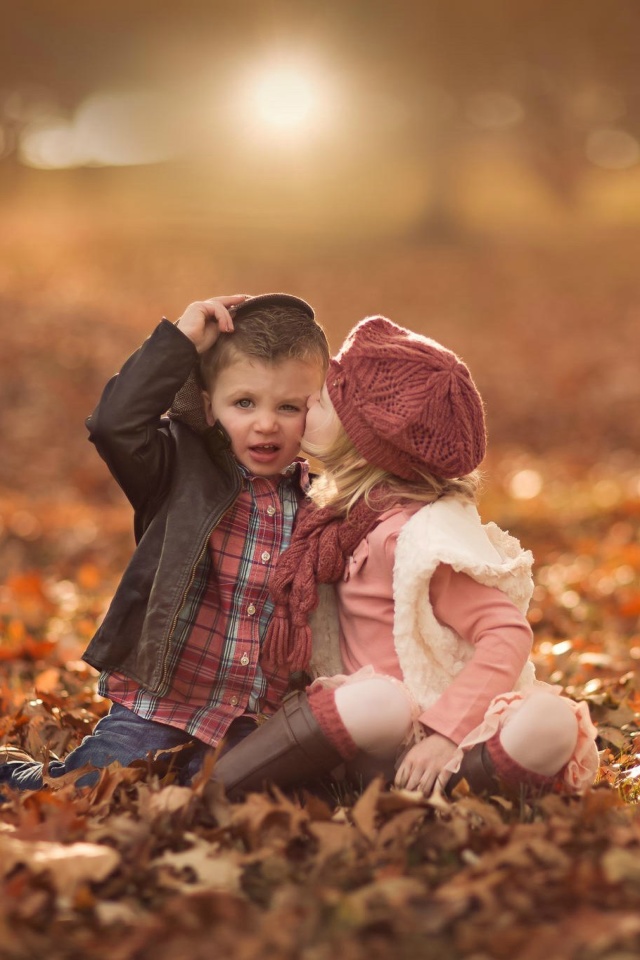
[230,696,239,706]
[261,551,271,563]
[266,505,276,516]
[247,603,256,616]
[240,653,249,666]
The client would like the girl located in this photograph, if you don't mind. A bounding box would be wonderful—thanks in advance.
[213,316,599,800]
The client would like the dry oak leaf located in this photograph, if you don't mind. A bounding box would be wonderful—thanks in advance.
[229,788,310,851]
[335,876,429,931]
[0,835,120,894]
[137,784,195,819]
[154,837,243,894]
[350,776,385,842]
[601,846,640,885]
[308,820,358,866]
[515,907,640,960]
[350,779,432,849]
[85,812,153,851]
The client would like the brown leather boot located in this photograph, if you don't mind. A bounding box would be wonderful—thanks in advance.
[446,735,558,799]
[211,691,343,800]
[446,742,499,796]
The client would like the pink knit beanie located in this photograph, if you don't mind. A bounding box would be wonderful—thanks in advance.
[326,316,486,480]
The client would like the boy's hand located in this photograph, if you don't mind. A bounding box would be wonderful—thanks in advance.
[394,731,458,795]
[175,294,250,354]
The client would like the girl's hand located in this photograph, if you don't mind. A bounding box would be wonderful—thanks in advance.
[175,295,249,354]
[394,732,458,795]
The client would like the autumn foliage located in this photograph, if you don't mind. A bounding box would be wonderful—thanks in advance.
[1,230,639,958]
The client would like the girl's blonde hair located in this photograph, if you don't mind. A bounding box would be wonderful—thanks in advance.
[306,424,481,516]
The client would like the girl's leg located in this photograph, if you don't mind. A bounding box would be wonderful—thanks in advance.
[310,678,415,786]
[211,678,414,799]
[451,691,580,797]
[496,691,578,775]
[331,678,414,758]
[210,691,347,798]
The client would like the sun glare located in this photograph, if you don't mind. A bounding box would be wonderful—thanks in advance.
[248,64,326,134]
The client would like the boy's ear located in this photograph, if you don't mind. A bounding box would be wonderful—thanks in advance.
[201,390,216,427]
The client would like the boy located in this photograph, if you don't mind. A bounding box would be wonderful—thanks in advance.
[0,293,329,790]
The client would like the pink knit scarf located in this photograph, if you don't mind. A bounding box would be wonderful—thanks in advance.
[262,493,387,672]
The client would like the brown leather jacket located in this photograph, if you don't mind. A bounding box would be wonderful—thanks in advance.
[82,320,243,693]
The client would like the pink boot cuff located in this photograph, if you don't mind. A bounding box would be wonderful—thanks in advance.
[486,732,563,792]
[307,687,359,761]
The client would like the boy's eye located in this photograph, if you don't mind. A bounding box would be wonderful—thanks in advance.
[235,398,253,408]
[281,404,302,413]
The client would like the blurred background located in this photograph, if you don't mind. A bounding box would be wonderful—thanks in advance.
[1,0,639,573]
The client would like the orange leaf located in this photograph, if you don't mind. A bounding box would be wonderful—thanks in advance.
[35,668,61,695]
[76,564,102,591]
[6,572,48,601]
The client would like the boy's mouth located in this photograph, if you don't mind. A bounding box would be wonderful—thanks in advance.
[248,443,282,461]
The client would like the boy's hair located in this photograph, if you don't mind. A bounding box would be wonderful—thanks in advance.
[200,304,330,387]
[307,422,480,516]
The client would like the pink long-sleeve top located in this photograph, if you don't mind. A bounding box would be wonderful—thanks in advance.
[335,505,534,745]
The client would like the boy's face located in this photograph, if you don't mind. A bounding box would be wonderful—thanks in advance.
[203,356,324,477]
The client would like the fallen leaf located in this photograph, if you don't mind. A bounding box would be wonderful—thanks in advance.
[601,846,640,884]
[154,839,243,894]
[0,836,120,894]
[350,776,384,841]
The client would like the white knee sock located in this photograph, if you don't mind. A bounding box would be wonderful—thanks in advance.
[334,678,413,759]
[498,692,579,776]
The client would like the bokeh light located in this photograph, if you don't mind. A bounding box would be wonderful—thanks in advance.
[586,127,640,170]
[19,91,176,169]
[467,91,524,129]
[508,469,544,500]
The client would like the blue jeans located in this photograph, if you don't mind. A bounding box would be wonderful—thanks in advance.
[0,703,258,792]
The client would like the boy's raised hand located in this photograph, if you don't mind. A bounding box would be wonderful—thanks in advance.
[175,295,250,354]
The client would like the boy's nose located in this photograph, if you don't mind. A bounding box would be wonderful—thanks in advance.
[256,411,278,432]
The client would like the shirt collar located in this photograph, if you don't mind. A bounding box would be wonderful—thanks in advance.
[236,457,310,493]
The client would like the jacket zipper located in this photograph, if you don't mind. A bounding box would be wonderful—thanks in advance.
[159,536,209,691]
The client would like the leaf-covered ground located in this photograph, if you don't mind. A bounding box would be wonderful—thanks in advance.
[1,232,640,958]
[0,453,639,960]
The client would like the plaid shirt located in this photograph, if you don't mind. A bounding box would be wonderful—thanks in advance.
[99,461,308,746]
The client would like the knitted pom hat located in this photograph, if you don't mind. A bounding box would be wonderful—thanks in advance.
[326,316,486,480]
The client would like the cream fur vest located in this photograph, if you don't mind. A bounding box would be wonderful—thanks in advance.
[309,496,537,710]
